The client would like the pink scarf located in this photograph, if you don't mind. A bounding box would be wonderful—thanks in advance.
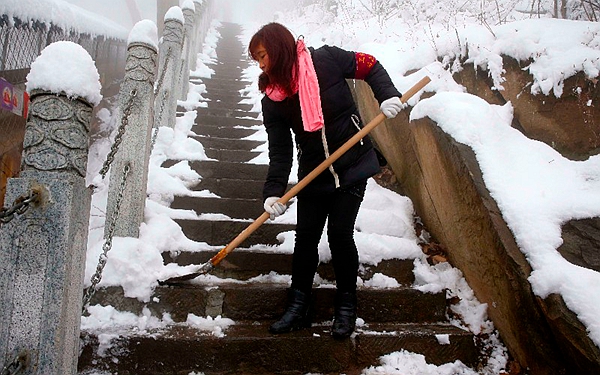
[266,38,324,132]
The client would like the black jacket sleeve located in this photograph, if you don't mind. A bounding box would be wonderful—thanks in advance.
[320,45,402,104]
[262,97,294,202]
[364,61,402,104]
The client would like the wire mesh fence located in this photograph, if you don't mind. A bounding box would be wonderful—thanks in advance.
[0,14,127,206]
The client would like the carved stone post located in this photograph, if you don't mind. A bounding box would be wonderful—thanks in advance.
[189,0,205,72]
[179,1,196,100]
[0,42,98,374]
[104,21,158,239]
[155,7,184,129]
[156,0,179,37]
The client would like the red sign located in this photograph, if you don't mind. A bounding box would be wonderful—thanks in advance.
[0,77,29,118]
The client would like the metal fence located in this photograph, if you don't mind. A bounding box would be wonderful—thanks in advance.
[0,14,127,206]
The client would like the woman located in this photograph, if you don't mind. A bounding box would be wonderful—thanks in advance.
[249,22,403,339]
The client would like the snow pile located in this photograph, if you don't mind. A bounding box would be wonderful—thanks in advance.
[26,41,102,106]
[1,0,127,39]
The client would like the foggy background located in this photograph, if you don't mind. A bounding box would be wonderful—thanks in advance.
[62,0,294,30]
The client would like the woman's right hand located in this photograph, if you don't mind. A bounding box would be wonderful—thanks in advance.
[264,197,287,220]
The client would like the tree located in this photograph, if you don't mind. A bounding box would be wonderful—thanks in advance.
[356,0,402,26]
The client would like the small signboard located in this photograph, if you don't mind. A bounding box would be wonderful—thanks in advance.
[0,77,29,118]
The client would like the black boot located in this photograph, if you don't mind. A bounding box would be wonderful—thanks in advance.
[332,291,357,339]
[269,288,311,334]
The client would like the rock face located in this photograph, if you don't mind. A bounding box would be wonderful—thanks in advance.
[453,57,600,161]
[558,218,600,272]
[351,57,600,374]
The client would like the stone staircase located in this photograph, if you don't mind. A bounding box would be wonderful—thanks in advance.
[78,22,479,375]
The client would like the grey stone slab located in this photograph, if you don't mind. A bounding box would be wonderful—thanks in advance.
[191,124,259,138]
[174,219,294,246]
[195,106,259,118]
[203,148,262,163]
[188,177,266,198]
[171,195,263,219]
[160,251,416,285]
[181,160,269,181]
[195,114,262,127]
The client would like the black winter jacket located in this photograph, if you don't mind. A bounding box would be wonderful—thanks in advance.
[261,45,401,201]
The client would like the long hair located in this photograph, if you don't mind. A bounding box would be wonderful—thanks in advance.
[249,23,298,96]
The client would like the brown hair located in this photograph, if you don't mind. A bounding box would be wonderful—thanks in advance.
[249,22,298,96]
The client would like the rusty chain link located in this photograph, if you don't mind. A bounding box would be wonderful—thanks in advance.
[154,47,172,96]
[82,163,131,312]
[0,191,40,226]
[99,89,137,179]
[1,351,28,375]
[150,47,174,153]
[151,90,169,153]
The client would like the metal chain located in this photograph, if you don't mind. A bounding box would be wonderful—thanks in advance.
[154,47,172,96]
[99,90,137,179]
[82,163,131,313]
[1,351,28,375]
[150,90,169,153]
[0,191,39,226]
[149,47,173,154]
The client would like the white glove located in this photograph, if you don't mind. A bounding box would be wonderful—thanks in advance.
[264,197,287,220]
[380,97,405,118]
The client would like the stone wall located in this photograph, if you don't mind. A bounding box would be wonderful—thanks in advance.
[351,58,600,374]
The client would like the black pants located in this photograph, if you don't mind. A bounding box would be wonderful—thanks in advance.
[291,181,367,294]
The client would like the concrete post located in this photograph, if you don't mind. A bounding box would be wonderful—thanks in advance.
[104,24,158,239]
[155,7,184,129]
[179,1,196,100]
[0,91,94,374]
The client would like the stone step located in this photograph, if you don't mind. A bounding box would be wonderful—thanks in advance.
[174,218,294,246]
[209,54,250,63]
[178,101,254,113]
[215,46,249,55]
[207,65,249,78]
[202,93,252,108]
[79,322,477,375]
[162,251,415,285]
[189,177,270,198]
[190,80,250,94]
[192,123,259,138]
[202,100,254,111]
[201,82,250,94]
[162,159,267,181]
[202,92,253,104]
[196,106,259,118]
[179,159,269,181]
[204,148,262,163]
[191,135,263,152]
[87,285,446,324]
[195,114,262,127]
[204,86,252,99]
[201,77,252,90]
[171,196,263,219]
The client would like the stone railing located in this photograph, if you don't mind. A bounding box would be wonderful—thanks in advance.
[0,0,214,373]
